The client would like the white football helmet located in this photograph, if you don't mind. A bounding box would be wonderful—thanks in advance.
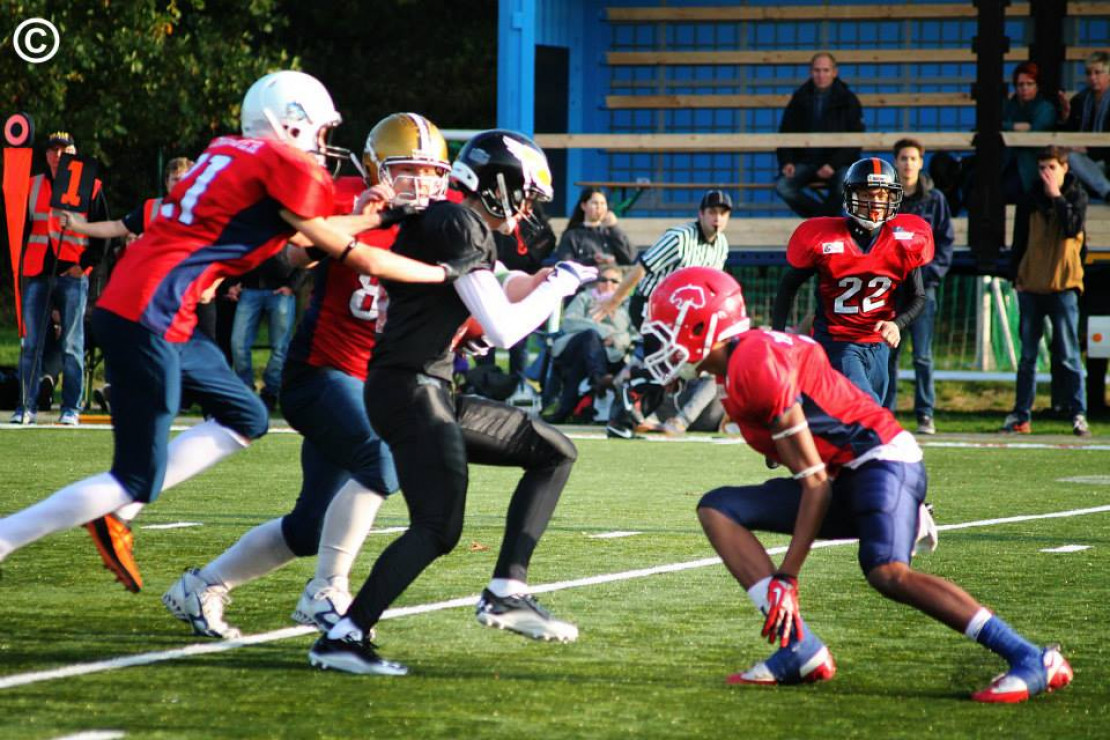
[240,70,342,164]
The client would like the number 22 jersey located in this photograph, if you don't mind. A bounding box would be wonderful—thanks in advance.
[786,214,934,343]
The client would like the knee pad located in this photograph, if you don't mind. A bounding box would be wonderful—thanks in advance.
[530,418,578,464]
[280,512,322,558]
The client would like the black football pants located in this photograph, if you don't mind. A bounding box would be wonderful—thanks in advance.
[350,368,577,631]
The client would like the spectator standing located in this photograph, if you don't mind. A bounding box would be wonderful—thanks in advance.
[1002,146,1090,437]
[886,139,955,434]
[553,188,635,267]
[1058,51,1110,202]
[1002,63,1059,204]
[774,53,865,217]
[12,131,109,426]
[230,251,304,411]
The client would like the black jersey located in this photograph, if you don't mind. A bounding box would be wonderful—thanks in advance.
[371,200,498,380]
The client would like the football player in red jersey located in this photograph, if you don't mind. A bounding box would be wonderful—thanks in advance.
[0,74,481,592]
[772,157,934,403]
[641,266,1072,703]
[160,112,457,638]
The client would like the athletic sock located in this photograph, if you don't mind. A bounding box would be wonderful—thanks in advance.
[0,472,133,559]
[315,480,385,584]
[488,578,529,598]
[199,518,296,590]
[971,611,1044,689]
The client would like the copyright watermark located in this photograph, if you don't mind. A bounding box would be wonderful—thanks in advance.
[13,18,60,64]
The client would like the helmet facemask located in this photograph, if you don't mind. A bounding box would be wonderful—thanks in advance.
[381,160,450,210]
[845,184,902,230]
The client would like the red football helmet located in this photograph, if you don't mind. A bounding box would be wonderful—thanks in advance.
[643,267,751,384]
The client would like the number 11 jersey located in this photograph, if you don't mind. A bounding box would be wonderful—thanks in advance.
[97,135,334,342]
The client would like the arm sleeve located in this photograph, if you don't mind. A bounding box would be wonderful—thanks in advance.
[1056,188,1088,239]
[893,268,925,331]
[120,205,145,236]
[454,269,566,349]
[771,266,815,331]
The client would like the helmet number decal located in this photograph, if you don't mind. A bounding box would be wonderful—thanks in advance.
[174,153,233,225]
[349,275,381,321]
[833,276,893,315]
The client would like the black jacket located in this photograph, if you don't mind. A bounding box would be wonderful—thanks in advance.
[776,78,865,170]
[1061,87,1109,164]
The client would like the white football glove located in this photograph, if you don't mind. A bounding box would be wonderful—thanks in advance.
[461,335,493,357]
[545,261,599,298]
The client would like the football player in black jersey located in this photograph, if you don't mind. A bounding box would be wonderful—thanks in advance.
[308,130,598,675]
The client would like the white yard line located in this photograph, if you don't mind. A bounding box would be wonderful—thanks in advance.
[2,504,1107,691]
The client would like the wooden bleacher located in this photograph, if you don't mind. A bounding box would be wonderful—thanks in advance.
[550,205,1110,254]
[606,47,1101,68]
[605,3,1110,22]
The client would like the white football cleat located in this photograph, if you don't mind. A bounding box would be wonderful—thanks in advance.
[292,577,353,633]
[972,645,1073,703]
[162,568,242,639]
[475,589,578,643]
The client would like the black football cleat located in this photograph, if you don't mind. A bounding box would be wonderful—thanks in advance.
[308,634,408,676]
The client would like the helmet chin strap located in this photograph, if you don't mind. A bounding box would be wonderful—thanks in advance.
[495,172,518,234]
[262,109,292,145]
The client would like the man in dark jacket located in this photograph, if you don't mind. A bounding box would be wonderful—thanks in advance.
[886,139,954,433]
[774,52,865,217]
[1058,51,1109,201]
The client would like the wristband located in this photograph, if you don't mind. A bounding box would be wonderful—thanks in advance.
[771,421,809,440]
[338,240,358,264]
[792,463,826,480]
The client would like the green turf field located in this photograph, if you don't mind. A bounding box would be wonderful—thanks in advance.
[0,427,1107,739]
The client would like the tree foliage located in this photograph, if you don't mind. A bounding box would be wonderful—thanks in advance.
[1,0,292,211]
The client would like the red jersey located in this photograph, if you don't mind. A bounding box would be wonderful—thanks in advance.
[721,329,904,475]
[288,177,396,381]
[97,136,333,342]
[786,214,934,343]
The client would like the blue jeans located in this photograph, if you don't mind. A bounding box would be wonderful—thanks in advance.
[884,286,937,416]
[18,274,87,413]
[818,335,890,404]
[774,162,849,218]
[230,288,296,396]
[1067,151,1110,199]
[1013,290,1085,421]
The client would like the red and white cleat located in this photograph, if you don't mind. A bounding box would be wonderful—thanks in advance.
[727,645,837,686]
[972,645,1073,703]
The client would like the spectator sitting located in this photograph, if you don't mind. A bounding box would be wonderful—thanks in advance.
[553,188,635,267]
[885,138,955,435]
[774,52,865,217]
[1058,51,1110,202]
[1003,62,1058,204]
[545,265,633,423]
[1002,146,1090,437]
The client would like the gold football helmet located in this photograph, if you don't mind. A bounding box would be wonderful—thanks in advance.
[363,113,451,208]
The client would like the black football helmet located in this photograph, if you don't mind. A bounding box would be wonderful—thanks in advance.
[842,157,903,229]
[451,130,554,221]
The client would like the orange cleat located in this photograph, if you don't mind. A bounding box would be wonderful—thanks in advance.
[85,514,142,593]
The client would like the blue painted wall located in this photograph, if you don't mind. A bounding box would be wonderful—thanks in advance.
[498,0,1104,218]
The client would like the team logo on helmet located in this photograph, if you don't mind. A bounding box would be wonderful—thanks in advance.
[669,284,707,311]
[503,135,552,196]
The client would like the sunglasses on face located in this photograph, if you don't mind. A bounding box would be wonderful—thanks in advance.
[597,277,621,284]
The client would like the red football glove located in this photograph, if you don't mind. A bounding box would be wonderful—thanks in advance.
[761,574,804,648]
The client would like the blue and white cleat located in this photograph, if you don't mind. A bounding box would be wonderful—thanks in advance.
[728,639,836,686]
[972,644,1073,703]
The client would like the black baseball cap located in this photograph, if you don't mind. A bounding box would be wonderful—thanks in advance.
[46,130,74,148]
[700,189,732,211]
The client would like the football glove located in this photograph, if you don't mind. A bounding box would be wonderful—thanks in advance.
[439,250,487,282]
[912,502,939,556]
[546,261,599,297]
[762,574,804,648]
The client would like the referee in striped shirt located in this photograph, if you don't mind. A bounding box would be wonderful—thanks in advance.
[593,189,732,437]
